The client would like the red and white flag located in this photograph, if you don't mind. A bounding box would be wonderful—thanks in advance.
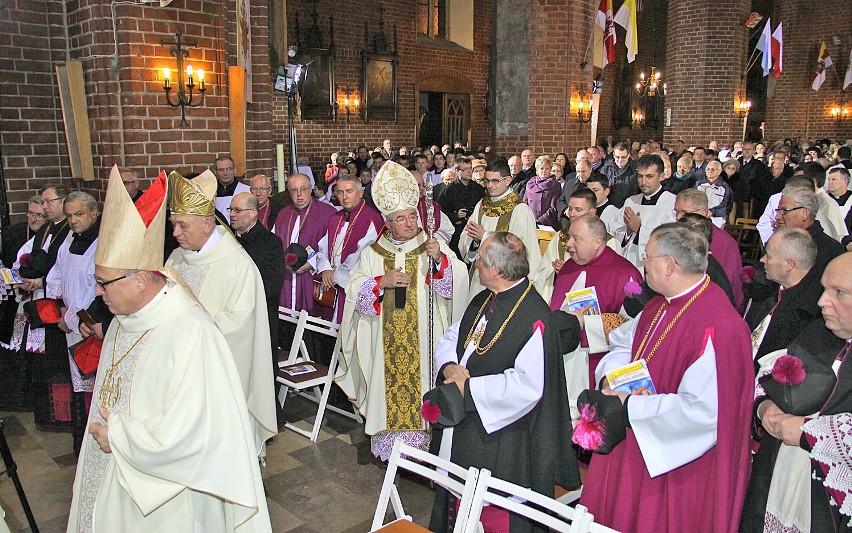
[755,18,773,77]
[771,22,783,78]
[596,0,616,68]
[812,41,833,91]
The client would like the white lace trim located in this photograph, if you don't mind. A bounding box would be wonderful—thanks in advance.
[170,261,210,297]
[803,413,852,525]
[73,329,151,532]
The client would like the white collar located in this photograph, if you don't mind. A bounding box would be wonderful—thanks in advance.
[665,276,706,302]
[490,189,512,201]
[193,227,221,255]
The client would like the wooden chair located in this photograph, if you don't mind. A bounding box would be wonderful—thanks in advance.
[276,307,362,442]
[463,469,618,533]
[371,439,480,533]
[733,217,762,265]
[727,202,738,227]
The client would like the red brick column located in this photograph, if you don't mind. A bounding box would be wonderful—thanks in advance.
[664,0,751,147]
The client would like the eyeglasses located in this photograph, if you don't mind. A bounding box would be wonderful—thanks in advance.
[122,180,138,185]
[288,187,311,194]
[391,214,419,225]
[482,177,508,185]
[249,186,272,193]
[673,208,702,217]
[94,272,136,290]
[227,207,257,214]
[641,253,670,264]
[216,166,235,172]
[43,197,63,205]
[26,211,47,218]
[775,206,805,216]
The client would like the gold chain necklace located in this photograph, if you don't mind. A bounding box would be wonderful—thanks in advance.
[464,282,533,355]
[632,276,710,364]
[98,326,150,408]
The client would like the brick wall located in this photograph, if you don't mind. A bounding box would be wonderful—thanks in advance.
[763,0,852,143]
[278,0,494,175]
[1,0,274,222]
[663,0,750,148]
[0,0,69,218]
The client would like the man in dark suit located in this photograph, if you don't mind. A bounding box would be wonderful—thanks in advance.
[249,174,286,229]
[739,141,772,199]
[230,192,285,362]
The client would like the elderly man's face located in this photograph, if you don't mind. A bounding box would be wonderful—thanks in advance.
[705,162,723,183]
[388,209,419,241]
[567,220,602,266]
[576,150,591,164]
[336,180,364,211]
[121,171,139,197]
[775,195,809,229]
[94,266,140,316]
[770,159,785,178]
[249,176,273,207]
[673,198,708,220]
[26,202,47,232]
[170,214,213,251]
[642,237,672,294]
[64,199,98,235]
[383,139,392,151]
[827,171,850,197]
[819,256,852,339]
[521,150,534,167]
[761,234,789,286]
[441,170,456,185]
[288,176,312,210]
[508,157,522,175]
[588,147,602,163]
[742,143,755,159]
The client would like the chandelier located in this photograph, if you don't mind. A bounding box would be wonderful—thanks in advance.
[636,67,666,97]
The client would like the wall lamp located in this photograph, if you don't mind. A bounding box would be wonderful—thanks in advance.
[337,86,359,121]
[736,100,751,119]
[632,109,645,127]
[160,32,206,127]
[577,91,593,124]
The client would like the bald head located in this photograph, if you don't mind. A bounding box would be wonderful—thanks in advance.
[819,253,852,339]
[229,192,259,233]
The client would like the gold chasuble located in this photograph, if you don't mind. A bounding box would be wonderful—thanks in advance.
[375,239,426,430]
[459,191,541,301]
[337,229,469,459]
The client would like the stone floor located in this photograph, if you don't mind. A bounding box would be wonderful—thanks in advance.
[0,394,435,532]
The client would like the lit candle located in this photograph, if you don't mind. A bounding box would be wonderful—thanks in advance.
[186,65,193,86]
[276,144,286,192]
[354,98,359,108]
[197,69,205,90]
[163,68,171,89]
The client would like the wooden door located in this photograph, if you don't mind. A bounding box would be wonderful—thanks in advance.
[443,93,470,148]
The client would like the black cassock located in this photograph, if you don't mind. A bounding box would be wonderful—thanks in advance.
[429,279,581,533]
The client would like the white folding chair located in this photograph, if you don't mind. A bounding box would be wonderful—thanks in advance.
[464,469,619,533]
[277,307,362,442]
[371,439,480,533]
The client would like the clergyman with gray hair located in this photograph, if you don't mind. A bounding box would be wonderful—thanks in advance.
[429,231,580,531]
[581,222,754,532]
[775,183,844,275]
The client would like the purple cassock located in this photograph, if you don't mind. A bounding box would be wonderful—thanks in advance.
[711,225,744,311]
[549,246,642,388]
[274,199,336,318]
[580,280,754,533]
[324,200,385,323]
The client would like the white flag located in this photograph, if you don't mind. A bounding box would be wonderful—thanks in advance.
[755,18,772,77]
[845,49,852,90]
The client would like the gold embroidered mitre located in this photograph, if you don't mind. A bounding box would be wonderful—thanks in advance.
[168,169,217,216]
[95,165,167,270]
[372,160,420,218]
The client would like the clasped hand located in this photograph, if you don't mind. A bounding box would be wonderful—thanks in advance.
[443,364,470,395]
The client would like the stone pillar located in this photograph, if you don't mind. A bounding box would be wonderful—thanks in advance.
[493,0,531,154]
[664,0,751,146]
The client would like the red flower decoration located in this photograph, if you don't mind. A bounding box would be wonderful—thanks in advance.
[740,265,757,284]
[421,399,441,424]
[19,253,32,268]
[772,355,806,385]
[623,280,643,297]
[284,253,298,267]
[572,404,607,451]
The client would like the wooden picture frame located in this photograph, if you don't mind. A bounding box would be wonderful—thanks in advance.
[362,53,396,121]
[299,48,336,120]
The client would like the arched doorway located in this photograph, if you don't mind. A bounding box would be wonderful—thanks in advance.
[415,75,473,149]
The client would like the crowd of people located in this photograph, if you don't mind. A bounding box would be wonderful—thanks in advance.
[0,135,851,532]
